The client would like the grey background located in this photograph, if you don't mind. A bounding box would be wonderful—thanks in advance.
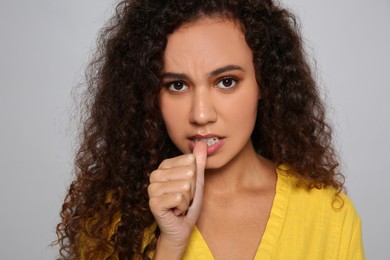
[1,0,389,259]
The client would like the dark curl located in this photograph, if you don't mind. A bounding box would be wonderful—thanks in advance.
[55,0,344,259]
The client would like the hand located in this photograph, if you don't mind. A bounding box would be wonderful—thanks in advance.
[148,141,207,257]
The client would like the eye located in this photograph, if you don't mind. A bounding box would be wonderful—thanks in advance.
[166,81,189,93]
[216,77,238,90]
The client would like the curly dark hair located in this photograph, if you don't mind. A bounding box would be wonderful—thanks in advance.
[55,0,344,259]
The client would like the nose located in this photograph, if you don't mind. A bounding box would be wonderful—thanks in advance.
[189,87,217,125]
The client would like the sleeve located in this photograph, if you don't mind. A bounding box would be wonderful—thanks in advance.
[347,215,365,260]
[338,194,365,260]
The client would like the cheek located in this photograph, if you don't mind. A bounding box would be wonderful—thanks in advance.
[233,100,258,133]
[222,89,259,132]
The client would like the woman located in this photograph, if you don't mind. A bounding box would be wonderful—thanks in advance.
[55,0,364,259]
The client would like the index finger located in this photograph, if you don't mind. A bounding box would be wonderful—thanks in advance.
[159,153,196,169]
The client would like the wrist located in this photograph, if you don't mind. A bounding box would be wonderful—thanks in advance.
[153,234,189,260]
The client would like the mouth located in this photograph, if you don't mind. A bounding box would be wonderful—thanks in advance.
[193,137,220,147]
[189,134,225,156]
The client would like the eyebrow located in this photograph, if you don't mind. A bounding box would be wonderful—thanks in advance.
[209,65,244,77]
[160,65,244,81]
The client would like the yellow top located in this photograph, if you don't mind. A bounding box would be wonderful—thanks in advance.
[144,166,365,259]
[81,166,365,259]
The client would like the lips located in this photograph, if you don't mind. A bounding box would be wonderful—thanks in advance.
[189,134,225,156]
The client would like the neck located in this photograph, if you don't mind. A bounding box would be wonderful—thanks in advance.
[204,141,276,194]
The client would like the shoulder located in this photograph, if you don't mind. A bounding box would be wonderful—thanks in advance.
[265,166,365,258]
[276,165,360,222]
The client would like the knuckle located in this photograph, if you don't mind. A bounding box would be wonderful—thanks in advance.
[159,158,171,169]
[186,154,196,164]
[150,169,167,183]
[175,192,184,202]
[176,192,190,209]
[148,197,158,210]
[147,183,156,196]
[147,186,152,196]
[182,181,191,191]
[185,166,195,178]
[149,170,159,182]
[159,162,166,169]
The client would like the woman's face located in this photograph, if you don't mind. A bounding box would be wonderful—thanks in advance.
[159,17,259,169]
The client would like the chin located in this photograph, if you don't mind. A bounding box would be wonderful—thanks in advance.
[204,156,229,170]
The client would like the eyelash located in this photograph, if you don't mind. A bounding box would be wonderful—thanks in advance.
[165,81,189,94]
[163,76,240,94]
[216,77,239,90]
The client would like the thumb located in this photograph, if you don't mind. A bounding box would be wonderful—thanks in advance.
[186,141,207,221]
[193,141,207,175]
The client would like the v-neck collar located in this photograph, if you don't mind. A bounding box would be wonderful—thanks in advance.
[185,166,292,259]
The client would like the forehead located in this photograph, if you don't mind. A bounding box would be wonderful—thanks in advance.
[163,17,253,72]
